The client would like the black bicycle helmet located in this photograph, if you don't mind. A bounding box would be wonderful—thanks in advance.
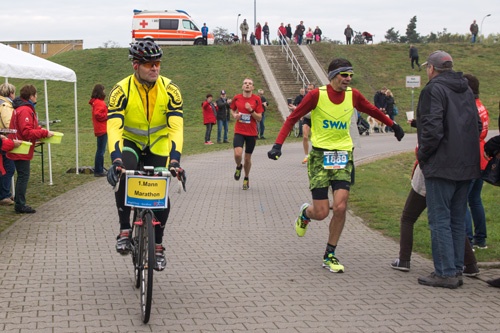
[128,38,163,62]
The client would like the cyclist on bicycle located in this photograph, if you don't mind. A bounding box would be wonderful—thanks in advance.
[106,38,184,271]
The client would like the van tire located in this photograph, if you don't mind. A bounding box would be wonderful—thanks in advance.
[194,39,204,45]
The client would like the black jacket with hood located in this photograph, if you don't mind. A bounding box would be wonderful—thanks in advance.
[416,70,481,181]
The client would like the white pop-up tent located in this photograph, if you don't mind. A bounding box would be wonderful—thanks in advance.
[0,43,80,184]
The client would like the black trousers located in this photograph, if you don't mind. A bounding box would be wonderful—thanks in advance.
[411,56,420,69]
[114,139,170,244]
[398,188,476,266]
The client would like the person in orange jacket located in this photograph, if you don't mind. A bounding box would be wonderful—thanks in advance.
[0,135,21,203]
[7,84,53,214]
[89,84,108,177]
[202,94,217,145]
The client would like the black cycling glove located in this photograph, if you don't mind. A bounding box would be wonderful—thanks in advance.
[267,143,283,160]
[169,162,186,191]
[168,162,180,178]
[107,160,124,187]
[392,123,405,141]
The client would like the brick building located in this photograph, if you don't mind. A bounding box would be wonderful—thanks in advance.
[0,40,83,59]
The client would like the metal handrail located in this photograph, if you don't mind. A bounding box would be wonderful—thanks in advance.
[277,30,310,88]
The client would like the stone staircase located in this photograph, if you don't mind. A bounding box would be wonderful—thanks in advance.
[260,45,322,103]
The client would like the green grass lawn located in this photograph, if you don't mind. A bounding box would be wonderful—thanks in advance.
[2,42,499,263]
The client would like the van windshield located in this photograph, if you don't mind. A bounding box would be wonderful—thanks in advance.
[182,20,199,31]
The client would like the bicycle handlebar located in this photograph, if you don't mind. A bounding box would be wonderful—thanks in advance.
[39,119,61,126]
[123,169,172,178]
[113,166,174,192]
[0,129,17,134]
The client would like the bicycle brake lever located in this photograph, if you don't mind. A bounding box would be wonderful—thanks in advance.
[113,181,120,192]
[178,169,186,192]
[112,166,124,192]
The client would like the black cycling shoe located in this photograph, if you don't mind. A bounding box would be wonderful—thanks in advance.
[116,229,132,255]
[154,244,167,271]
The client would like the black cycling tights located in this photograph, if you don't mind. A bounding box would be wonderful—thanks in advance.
[115,139,170,244]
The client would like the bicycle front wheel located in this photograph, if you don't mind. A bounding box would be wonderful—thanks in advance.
[132,224,142,289]
[131,209,141,289]
[139,211,155,323]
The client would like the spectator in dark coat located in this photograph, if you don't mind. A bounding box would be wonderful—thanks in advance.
[285,23,293,42]
[262,22,270,45]
[416,51,481,289]
[373,87,387,113]
[215,90,231,143]
[409,45,421,70]
[294,21,305,45]
[344,24,354,44]
[470,19,479,43]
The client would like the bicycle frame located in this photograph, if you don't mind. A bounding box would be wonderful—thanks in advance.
[122,166,171,324]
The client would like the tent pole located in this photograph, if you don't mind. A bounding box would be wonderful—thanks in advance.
[74,82,79,175]
[44,80,54,185]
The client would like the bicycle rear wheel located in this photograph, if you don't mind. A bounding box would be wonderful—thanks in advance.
[139,211,155,323]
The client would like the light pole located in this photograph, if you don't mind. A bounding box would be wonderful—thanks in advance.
[254,0,257,32]
[480,14,491,42]
[236,13,241,41]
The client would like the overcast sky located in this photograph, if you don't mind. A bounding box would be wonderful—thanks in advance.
[1,0,498,49]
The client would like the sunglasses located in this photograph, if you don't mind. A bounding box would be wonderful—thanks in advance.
[339,72,354,78]
[140,61,161,69]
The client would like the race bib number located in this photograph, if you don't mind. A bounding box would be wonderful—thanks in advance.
[323,151,348,169]
[125,175,170,208]
[239,113,251,124]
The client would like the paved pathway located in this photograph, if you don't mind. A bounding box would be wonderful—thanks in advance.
[1,133,500,332]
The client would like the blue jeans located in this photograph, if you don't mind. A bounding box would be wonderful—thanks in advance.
[258,112,265,137]
[471,34,477,43]
[264,34,270,45]
[425,177,471,277]
[0,152,15,200]
[217,119,228,142]
[464,178,486,245]
[94,134,107,174]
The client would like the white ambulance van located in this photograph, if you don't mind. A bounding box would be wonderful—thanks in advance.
[132,9,214,46]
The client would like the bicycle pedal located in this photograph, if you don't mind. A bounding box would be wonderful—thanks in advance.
[117,247,131,255]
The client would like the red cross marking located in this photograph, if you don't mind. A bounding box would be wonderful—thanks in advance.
[140,20,148,29]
